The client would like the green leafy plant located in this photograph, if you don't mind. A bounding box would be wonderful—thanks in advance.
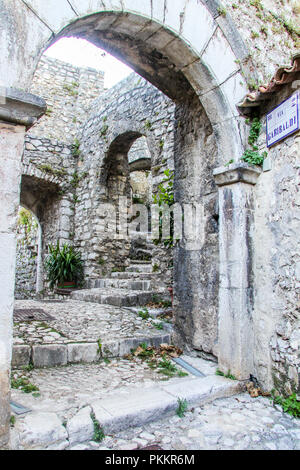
[271,392,300,418]
[152,264,159,273]
[138,308,150,320]
[72,138,81,158]
[241,117,267,166]
[158,357,177,374]
[11,377,39,394]
[152,169,176,248]
[90,412,105,442]
[176,398,188,418]
[144,120,152,130]
[37,164,67,178]
[216,369,237,380]
[44,242,84,290]
[217,6,226,16]
[10,415,16,427]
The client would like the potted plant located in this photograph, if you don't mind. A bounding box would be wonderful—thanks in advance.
[45,242,84,290]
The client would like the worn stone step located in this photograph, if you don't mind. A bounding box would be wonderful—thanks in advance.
[86,278,153,291]
[91,376,243,435]
[12,333,171,368]
[110,272,158,280]
[131,258,151,264]
[70,288,164,307]
[11,376,243,449]
[126,264,153,273]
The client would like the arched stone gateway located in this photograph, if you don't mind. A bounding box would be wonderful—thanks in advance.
[0,2,251,448]
[1,0,298,449]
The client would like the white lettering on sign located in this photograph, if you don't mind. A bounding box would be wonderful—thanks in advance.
[266,91,299,147]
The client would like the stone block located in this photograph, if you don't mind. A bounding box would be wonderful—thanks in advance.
[66,406,94,446]
[32,344,68,368]
[202,27,239,85]
[12,345,31,368]
[22,0,75,32]
[67,343,99,364]
[101,341,120,358]
[17,412,68,449]
[91,388,177,434]
[181,0,216,57]
[161,375,242,405]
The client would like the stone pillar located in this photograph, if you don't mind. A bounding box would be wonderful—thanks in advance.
[0,88,45,449]
[213,163,261,380]
[36,222,43,294]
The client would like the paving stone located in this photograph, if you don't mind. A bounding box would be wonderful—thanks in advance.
[16,412,68,449]
[265,442,277,450]
[67,406,94,445]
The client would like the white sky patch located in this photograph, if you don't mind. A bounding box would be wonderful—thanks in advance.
[44,37,134,89]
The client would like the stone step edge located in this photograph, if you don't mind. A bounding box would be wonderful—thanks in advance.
[12,333,171,369]
[70,290,167,307]
[86,279,153,291]
[12,376,244,450]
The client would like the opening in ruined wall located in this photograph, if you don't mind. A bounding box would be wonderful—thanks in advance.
[27,7,235,353]
[129,136,152,206]
[18,173,63,293]
[15,207,42,298]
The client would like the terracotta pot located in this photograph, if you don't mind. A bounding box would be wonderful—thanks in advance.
[57,281,76,289]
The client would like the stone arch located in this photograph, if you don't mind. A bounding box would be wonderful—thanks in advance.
[1,0,253,369]
[19,172,64,290]
[1,2,251,160]
[102,130,144,199]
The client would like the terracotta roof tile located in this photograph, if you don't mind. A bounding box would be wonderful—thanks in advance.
[238,52,300,113]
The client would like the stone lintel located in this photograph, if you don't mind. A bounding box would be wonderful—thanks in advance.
[0,88,46,129]
[213,162,262,187]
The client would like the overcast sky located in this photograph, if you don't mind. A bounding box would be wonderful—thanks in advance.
[45,37,133,88]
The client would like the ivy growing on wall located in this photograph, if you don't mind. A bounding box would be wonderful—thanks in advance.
[241,117,267,166]
[152,169,176,248]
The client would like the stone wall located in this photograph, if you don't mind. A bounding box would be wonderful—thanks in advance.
[29,56,104,144]
[222,0,299,83]
[15,213,39,299]
[74,74,176,280]
[253,84,300,395]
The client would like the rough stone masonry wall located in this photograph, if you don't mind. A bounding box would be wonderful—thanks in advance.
[222,0,299,83]
[74,74,176,281]
[20,134,77,291]
[15,220,39,300]
[29,56,104,144]
[16,56,105,293]
[253,83,300,395]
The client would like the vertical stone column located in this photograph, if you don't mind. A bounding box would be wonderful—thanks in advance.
[213,163,261,380]
[0,123,24,448]
[0,89,46,448]
[36,222,43,294]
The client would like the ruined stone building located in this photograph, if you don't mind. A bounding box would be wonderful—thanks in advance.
[0,0,299,449]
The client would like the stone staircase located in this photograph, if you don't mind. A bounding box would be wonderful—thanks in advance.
[70,261,167,307]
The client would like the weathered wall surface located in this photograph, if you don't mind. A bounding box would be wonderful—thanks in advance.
[0,7,299,450]
[28,56,104,143]
[253,84,300,395]
[222,0,299,83]
[75,75,176,279]
[15,215,39,299]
